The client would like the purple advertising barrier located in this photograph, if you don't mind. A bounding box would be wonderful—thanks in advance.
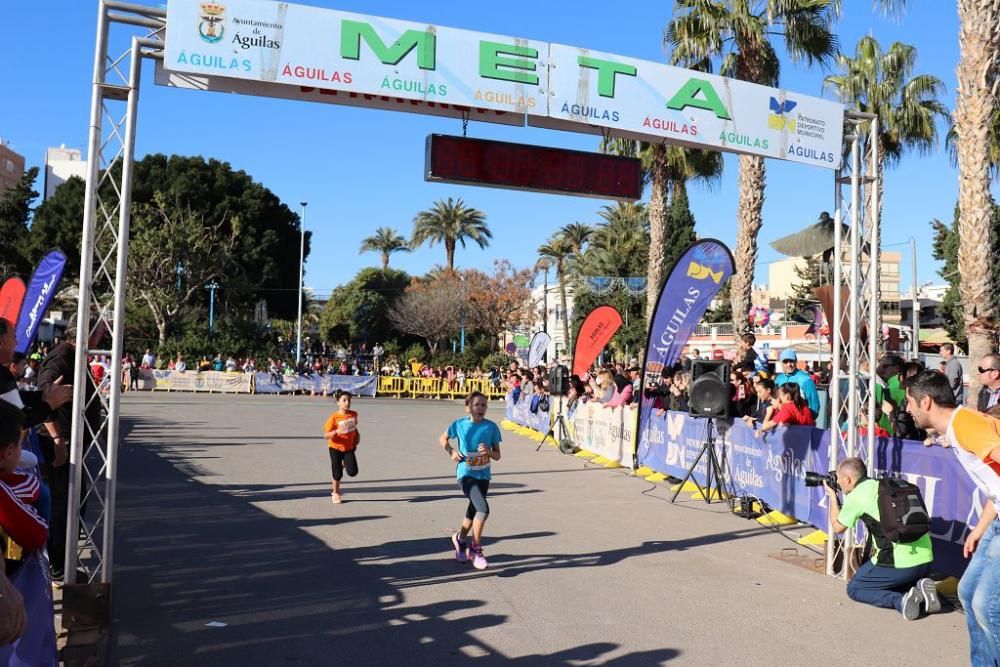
[638,412,980,576]
[636,240,734,468]
[14,249,67,354]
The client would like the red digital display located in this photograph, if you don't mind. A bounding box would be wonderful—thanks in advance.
[425,134,642,201]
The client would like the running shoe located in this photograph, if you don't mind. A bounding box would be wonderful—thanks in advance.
[332,492,342,504]
[901,586,921,620]
[917,578,941,614]
[470,544,488,570]
[451,533,468,563]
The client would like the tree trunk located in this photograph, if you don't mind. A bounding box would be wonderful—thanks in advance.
[731,155,766,333]
[558,260,570,357]
[446,240,456,270]
[646,144,669,325]
[382,252,389,271]
[956,0,1000,405]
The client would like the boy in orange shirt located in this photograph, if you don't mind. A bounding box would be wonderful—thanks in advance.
[323,390,360,504]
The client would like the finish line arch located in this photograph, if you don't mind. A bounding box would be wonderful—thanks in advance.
[68,0,880,606]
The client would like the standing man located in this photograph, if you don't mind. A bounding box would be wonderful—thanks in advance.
[905,371,1000,664]
[37,318,101,583]
[976,353,1000,412]
[942,342,965,405]
[735,333,760,373]
[774,349,820,418]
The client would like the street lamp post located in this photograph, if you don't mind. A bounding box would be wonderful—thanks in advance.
[205,281,219,334]
[297,202,307,366]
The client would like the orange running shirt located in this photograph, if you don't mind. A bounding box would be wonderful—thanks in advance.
[324,410,358,452]
[946,406,1000,503]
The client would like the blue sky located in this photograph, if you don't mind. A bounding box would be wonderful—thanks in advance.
[1,1,970,299]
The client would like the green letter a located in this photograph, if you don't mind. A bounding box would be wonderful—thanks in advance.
[665,78,731,120]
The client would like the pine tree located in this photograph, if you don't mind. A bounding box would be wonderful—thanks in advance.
[930,201,1000,352]
[663,183,698,283]
[0,167,38,277]
[786,255,824,322]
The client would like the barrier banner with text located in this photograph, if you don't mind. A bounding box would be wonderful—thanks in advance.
[505,392,551,435]
[151,370,253,393]
[253,372,377,397]
[569,402,637,469]
[638,412,980,575]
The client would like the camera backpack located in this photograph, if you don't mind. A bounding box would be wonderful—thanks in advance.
[878,477,930,543]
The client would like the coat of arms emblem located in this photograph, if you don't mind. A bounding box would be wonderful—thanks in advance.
[198,2,225,43]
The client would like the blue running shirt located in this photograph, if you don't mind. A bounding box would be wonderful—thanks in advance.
[447,417,502,480]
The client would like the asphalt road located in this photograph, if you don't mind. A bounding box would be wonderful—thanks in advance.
[107,393,966,666]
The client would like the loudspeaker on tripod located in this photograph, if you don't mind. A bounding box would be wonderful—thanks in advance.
[548,364,570,396]
[688,360,731,418]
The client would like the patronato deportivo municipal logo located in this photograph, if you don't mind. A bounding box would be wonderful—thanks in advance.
[686,261,724,284]
[767,96,797,132]
[198,2,226,43]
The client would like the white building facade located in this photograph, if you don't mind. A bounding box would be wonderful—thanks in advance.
[44,145,88,200]
[528,279,574,364]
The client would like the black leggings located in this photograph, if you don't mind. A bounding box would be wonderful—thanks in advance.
[461,477,490,522]
[328,448,359,481]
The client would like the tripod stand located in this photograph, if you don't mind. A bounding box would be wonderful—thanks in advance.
[670,417,729,504]
[539,395,573,453]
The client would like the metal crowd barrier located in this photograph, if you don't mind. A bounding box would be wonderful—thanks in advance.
[373,376,506,400]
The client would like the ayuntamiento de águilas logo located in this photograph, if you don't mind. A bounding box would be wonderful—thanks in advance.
[199,2,225,44]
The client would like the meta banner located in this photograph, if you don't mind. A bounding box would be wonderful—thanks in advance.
[163,1,844,169]
[527,331,551,368]
[164,0,547,116]
[539,44,844,169]
[572,305,623,377]
[14,250,67,354]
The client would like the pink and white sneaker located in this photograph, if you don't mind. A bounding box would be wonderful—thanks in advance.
[451,534,468,563]
[470,544,488,570]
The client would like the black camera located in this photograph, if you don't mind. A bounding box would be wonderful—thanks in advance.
[804,470,840,492]
[644,383,670,399]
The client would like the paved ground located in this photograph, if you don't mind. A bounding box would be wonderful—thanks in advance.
[107,393,966,666]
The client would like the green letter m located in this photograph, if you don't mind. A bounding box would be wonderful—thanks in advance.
[341,20,436,70]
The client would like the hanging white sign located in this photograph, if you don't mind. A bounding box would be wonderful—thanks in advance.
[164,0,548,116]
[537,44,843,169]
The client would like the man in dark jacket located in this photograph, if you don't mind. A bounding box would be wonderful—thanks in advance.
[0,318,72,426]
[976,353,1000,413]
[37,320,102,582]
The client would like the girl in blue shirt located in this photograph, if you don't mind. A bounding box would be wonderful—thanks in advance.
[439,391,502,570]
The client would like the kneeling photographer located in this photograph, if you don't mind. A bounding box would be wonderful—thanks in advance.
[823,457,940,621]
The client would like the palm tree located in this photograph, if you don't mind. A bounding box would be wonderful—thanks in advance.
[583,202,649,277]
[359,226,411,270]
[824,37,948,224]
[538,236,575,353]
[560,222,593,259]
[602,138,722,323]
[411,198,490,270]
[666,0,839,333]
[954,0,1000,403]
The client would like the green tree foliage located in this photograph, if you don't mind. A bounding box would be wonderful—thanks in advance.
[0,167,39,277]
[786,255,824,322]
[664,183,698,278]
[26,175,86,281]
[359,226,411,270]
[411,197,490,270]
[127,192,240,346]
[320,268,412,347]
[930,202,1000,352]
[29,155,308,321]
[702,282,732,325]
